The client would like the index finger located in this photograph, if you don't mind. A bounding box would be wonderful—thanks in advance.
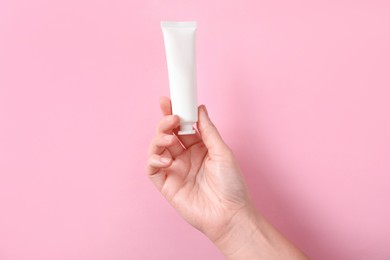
[159,96,172,116]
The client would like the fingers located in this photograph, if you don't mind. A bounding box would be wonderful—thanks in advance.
[150,114,184,158]
[156,114,180,134]
[197,105,228,154]
[146,154,172,175]
[159,96,202,148]
[148,133,184,158]
[159,97,226,154]
[146,153,172,191]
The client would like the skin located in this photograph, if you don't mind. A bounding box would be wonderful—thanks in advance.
[146,96,309,259]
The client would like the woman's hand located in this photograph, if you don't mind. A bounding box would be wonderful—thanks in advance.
[146,97,251,242]
[146,97,308,259]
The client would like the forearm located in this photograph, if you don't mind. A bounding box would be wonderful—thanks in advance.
[213,207,308,260]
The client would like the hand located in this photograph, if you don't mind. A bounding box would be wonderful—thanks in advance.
[146,97,252,242]
[146,97,308,259]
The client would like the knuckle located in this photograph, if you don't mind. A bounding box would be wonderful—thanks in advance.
[156,115,172,132]
[148,134,164,154]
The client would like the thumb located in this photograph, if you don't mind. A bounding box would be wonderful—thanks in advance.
[197,105,228,155]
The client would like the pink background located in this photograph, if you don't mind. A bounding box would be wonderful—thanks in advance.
[1,0,389,259]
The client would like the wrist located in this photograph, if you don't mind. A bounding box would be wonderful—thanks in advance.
[212,205,268,259]
[212,205,309,260]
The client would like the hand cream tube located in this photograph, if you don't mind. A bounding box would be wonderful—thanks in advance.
[161,21,198,135]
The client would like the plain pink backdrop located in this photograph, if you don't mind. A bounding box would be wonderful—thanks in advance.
[1,0,389,259]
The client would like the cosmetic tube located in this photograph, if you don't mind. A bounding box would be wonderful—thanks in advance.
[161,21,198,135]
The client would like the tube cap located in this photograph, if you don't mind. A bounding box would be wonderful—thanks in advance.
[178,123,196,135]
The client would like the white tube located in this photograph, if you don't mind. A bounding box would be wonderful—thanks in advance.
[161,21,198,135]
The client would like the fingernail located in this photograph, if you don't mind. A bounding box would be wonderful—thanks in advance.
[202,105,208,116]
[160,157,171,164]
